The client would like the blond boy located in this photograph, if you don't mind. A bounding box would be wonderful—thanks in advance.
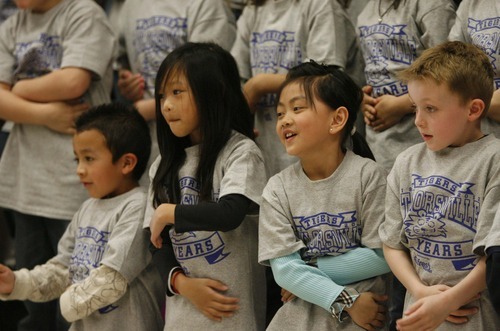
[379,41,500,330]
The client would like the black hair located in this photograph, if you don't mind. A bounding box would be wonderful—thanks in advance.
[281,61,375,160]
[153,42,253,206]
[75,102,151,181]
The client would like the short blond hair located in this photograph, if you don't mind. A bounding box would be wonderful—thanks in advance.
[399,41,494,114]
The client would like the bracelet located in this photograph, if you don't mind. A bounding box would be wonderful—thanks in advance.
[171,270,183,294]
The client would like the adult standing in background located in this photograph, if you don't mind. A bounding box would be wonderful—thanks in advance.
[0,0,115,329]
[449,0,500,138]
[231,0,364,179]
[358,0,456,171]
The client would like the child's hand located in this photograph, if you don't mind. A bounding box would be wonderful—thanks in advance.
[176,273,240,322]
[117,70,145,102]
[369,94,408,132]
[43,101,89,135]
[149,203,175,249]
[344,292,387,331]
[361,85,378,125]
[0,264,15,294]
[413,283,479,324]
[280,288,296,303]
[398,291,480,330]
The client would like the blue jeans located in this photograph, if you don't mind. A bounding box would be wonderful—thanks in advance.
[13,211,70,331]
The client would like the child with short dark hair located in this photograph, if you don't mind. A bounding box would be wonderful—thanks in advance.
[380,41,500,330]
[0,103,164,331]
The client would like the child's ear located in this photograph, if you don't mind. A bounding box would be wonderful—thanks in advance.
[468,99,485,121]
[120,153,138,175]
[329,106,349,135]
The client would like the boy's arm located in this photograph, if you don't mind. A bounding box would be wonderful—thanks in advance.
[0,258,69,302]
[317,248,390,285]
[0,82,88,134]
[382,244,424,297]
[59,265,127,322]
[397,256,486,331]
[11,67,92,103]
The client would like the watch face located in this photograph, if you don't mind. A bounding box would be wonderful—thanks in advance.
[340,310,350,322]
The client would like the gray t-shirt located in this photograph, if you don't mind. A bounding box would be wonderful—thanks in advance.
[144,131,267,331]
[259,151,388,330]
[119,0,235,99]
[0,0,115,219]
[379,135,500,330]
[231,0,361,178]
[357,0,456,170]
[55,187,163,331]
[449,0,500,139]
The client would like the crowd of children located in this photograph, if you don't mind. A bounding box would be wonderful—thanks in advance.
[1,0,500,331]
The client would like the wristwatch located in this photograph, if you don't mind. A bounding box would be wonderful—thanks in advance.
[330,288,360,322]
[330,302,350,322]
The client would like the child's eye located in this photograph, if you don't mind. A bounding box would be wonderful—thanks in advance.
[425,106,436,113]
[410,104,417,113]
[158,93,165,100]
[173,89,182,95]
[84,156,94,162]
[293,106,305,112]
[74,157,79,163]
[276,111,284,118]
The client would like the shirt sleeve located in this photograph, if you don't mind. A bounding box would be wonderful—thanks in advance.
[417,0,457,49]
[149,226,182,296]
[230,5,254,80]
[174,194,252,233]
[317,248,390,285]
[270,251,344,312]
[379,167,408,250]
[0,258,69,302]
[59,265,127,322]
[187,0,236,51]
[447,1,469,43]
[60,1,116,78]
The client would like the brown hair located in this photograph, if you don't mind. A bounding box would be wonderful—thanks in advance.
[399,41,494,115]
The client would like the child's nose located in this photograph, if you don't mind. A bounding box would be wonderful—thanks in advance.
[414,110,424,128]
[76,163,85,177]
[281,112,293,127]
[163,98,173,111]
